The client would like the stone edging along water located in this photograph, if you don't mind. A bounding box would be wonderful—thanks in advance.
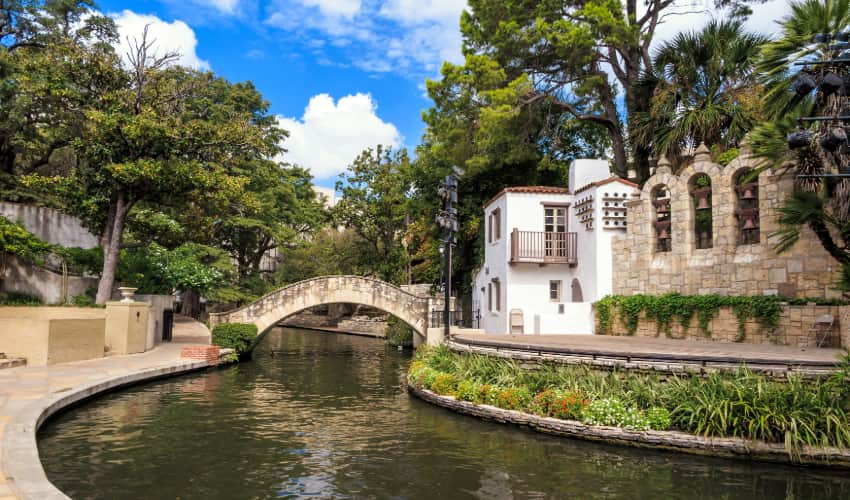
[2,357,226,500]
[406,381,850,468]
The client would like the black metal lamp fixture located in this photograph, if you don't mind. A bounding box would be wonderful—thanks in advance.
[820,126,848,151]
[787,128,813,149]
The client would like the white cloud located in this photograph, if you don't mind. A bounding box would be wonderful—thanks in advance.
[195,0,241,14]
[277,93,402,179]
[380,0,463,24]
[111,10,210,70]
[266,1,467,79]
[302,0,362,18]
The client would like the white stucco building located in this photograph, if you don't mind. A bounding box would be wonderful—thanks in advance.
[473,159,637,335]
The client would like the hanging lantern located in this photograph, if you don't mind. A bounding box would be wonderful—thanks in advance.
[787,129,813,149]
[792,73,816,96]
[820,72,844,96]
[819,127,847,152]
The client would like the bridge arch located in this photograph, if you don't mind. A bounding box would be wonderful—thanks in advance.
[208,276,430,341]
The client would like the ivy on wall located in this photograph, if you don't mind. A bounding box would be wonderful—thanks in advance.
[595,294,797,341]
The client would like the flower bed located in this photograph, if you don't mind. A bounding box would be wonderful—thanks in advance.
[408,346,850,458]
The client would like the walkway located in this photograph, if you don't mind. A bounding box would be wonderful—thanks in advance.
[450,334,846,377]
[0,316,218,500]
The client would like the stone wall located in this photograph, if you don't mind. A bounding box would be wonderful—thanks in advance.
[337,317,388,336]
[602,304,842,347]
[612,147,840,299]
[1,254,97,304]
[0,202,99,248]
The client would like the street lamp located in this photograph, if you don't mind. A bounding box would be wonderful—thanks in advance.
[435,167,463,339]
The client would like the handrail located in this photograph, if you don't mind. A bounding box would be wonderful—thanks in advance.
[510,229,578,264]
[209,275,427,319]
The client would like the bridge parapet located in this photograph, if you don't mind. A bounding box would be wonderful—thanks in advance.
[209,275,430,339]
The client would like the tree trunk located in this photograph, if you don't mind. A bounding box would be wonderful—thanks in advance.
[95,192,129,304]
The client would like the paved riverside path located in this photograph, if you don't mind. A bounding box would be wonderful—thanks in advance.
[0,316,216,500]
[451,334,844,367]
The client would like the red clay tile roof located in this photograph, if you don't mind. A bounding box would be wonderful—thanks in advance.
[573,176,638,194]
[483,186,570,208]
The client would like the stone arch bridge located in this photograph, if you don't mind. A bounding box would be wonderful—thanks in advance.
[208,275,437,344]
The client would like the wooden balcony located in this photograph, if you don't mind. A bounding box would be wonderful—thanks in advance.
[510,229,577,265]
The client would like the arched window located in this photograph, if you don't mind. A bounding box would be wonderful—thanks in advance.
[734,169,759,245]
[571,278,583,302]
[689,174,713,249]
[651,185,671,252]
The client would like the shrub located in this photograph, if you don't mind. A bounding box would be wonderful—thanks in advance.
[422,368,441,390]
[0,291,42,306]
[211,323,258,359]
[583,398,649,431]
[646,407,671,431]
[455,379,479,402]
[70,292,97,307]
[493,386,532,411]
[474,383,496,405]
[386,316,414,347]
[549,392,590,420]
[431,372,459,395]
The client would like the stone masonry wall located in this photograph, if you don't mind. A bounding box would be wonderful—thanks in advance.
[612,147,841,299]
[604,304,842,348]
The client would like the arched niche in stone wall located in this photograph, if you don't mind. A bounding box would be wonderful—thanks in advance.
[732,167,760,245]
[651,184,672,252]
[688,173,713,249]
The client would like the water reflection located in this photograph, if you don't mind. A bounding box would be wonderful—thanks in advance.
[39,327,850,499]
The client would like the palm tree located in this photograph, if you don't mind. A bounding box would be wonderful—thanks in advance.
[752,0,850,273]
[632,19,768,168]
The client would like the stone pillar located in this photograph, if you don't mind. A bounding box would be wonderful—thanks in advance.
[105,301,150,355]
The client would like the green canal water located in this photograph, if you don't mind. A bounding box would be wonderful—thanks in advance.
[39,327,850,499]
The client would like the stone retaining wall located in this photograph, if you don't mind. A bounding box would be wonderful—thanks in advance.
[407,382,850,468]
[601,303,844,348]
[336,318,387,336]
[444,339,836,379]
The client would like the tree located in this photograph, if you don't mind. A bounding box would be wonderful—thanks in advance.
[0,1,116,184]
[30,29,283,303]
[632,19,767,168]
[459,0,763,182]
[334,146,414,283]
[213,162,326,279]
[752,0,850,285]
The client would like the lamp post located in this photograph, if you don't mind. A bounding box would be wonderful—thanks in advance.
[436,167,463,339]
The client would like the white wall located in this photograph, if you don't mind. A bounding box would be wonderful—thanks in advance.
[477,195,508,335]
[568,159,611,192]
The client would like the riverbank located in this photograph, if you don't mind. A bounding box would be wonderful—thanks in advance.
[408,346,850,468]
[0,320,229,500]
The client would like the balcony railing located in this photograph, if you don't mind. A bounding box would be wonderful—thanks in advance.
[510,229,577,265]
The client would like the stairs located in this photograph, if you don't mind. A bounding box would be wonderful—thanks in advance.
[0,352,25,370]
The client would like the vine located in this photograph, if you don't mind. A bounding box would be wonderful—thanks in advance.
[594,294,784,341]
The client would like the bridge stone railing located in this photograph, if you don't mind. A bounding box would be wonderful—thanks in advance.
[208,275,431,338]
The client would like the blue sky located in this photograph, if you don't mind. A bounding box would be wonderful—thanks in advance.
[95,1,790,188]
[96,0,467,187]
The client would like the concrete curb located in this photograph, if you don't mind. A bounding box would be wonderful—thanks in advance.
[2,358,219,499]
[407,381,850,468]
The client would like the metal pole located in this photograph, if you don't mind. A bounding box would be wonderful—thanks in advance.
[444,236,452,339]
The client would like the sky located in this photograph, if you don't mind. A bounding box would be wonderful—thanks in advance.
[96,0,793,188]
